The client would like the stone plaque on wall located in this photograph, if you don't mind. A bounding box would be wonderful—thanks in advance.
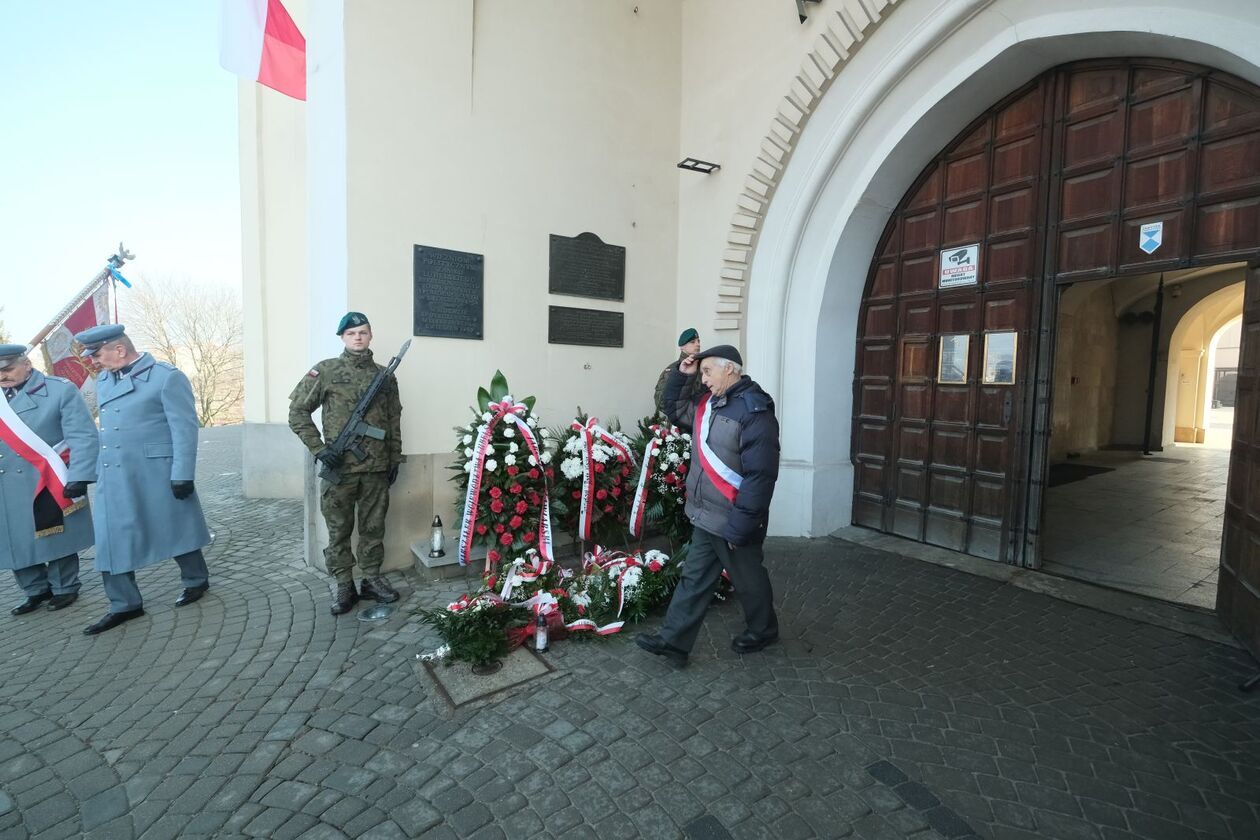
[549,232,626,301]
[548,306,624,348]
[413,245,483,339]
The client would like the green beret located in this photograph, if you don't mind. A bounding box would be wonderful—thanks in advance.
[336,312,370,335]
[677,327,699,347]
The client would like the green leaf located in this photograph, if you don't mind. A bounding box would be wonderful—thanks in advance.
[476,387,491,413]
[490,370,510,401]
[523,395,536,413]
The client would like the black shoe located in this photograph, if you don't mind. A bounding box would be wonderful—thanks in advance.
[731,629,779,654]
[11,591,53,615]
[360,576,399,604]
[635,633,689,666]
[83,608,145,636]
[175,585,208,607]
[330,581,359,615]
[45,593,79,611]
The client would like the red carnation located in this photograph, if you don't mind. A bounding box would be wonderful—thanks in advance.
[494,523,505,533]
[476,524,488,535]
[611,487,621,498]
[596,489,608,501]
[603,504,613,513]
[490,500,505,514]
[594,463,605,473]
[489,486,503,499]
[507,466,519,476]
[488,550,501,564]
[621,467,630,477]
[678,463,688,474]
[509,483,523,495]
[515,500,528,514]
[509,515,524,529]
[499,532,513,546]
[572,490,581,499]
[528,469,540,480]
[577,604,586,615]
[546,468,555,479]
[664,474,676,485]
[528,493,541,506]
[487,575,498,589]
[523,531,536,543]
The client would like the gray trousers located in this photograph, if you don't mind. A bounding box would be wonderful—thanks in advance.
[12,554,81,597]
[101,549,209,613]
[659,526,778,652]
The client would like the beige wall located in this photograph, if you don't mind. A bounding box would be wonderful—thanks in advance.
[1050,283,1118,461]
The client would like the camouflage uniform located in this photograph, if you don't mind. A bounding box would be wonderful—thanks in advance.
[654,352,707,416]
[288,350,403,583]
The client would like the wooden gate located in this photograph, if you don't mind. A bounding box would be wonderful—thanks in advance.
[852,54,1260,651]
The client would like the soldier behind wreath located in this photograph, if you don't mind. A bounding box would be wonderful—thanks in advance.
[288,312,404,615]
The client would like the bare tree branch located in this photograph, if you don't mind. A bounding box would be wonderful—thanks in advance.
[121,274,244,426]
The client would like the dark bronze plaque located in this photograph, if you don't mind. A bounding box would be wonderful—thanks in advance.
[549,232,626,301]
[548,306,624,348]
[413,245,483,340]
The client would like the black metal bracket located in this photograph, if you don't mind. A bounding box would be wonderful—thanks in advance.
[677,157,721,174]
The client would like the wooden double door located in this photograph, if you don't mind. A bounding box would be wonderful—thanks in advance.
[852,57,1260,654]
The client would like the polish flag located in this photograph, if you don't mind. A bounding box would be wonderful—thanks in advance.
[40,282,111,414]
[219,0,306,101]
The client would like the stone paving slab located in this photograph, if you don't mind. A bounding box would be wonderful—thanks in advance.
[0,426,1257,838]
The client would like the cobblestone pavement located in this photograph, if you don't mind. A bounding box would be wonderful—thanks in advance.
[0,426,1258,839]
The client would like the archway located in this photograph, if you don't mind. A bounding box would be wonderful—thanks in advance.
[744,0,1260,656]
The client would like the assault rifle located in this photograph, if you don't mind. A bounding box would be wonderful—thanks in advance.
[318,339,412,484]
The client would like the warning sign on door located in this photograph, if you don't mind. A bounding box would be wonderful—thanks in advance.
[939,244,980,288]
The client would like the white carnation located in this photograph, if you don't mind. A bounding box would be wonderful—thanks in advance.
[482,412,492,422]
[508,442,519,453]
[505,454,517,466]
[464,461,474,473]
[590,447,609,464]
[528,455,538,466]
[561,457,583,480]
[659,461,669,472]
[504,427,516,438]
[504,394,514,404]
[668,452,680,463]
[485,459,498,472]
[541,452,552,465]
[464,447,474,458]
[463,434,472,445]
[527,417,538,428]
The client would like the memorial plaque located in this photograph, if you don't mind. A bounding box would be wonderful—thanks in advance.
[548,306,624,348]
[549,232,626,301]
[413,245,483,339]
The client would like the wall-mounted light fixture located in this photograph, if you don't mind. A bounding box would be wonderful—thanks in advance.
[796,0,822,24]
[677,157,721,174]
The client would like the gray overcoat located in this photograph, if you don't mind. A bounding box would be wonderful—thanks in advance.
[93,354,211,573]
[0,370,98,569]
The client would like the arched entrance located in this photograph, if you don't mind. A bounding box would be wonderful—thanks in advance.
[853,59,1260,568]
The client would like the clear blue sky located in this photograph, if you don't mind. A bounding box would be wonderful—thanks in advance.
[0,0,242,343]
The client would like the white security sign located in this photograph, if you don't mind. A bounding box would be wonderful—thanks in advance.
[939,244,980,288]
[1139,221,1163,254]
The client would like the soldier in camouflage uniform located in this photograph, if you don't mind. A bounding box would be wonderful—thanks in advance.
[288,312,404,615]
[654,328,705,416]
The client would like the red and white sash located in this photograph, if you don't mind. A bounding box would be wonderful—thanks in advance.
[0,392,73,512]
[695,393,743,502]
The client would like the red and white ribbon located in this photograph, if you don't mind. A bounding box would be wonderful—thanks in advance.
[629,424,668,538]
[570,417,637,543]
[0,393,72,511]
[498,550,554,600]
[583,546,646,617]
[695,394,743,503]
[520,589,624,635]
[458,399,555,567]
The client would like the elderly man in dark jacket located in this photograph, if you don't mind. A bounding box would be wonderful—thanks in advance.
[637,344,780,665]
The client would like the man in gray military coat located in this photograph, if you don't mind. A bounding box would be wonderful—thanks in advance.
[0,345,97,614]
[73,325,212,635]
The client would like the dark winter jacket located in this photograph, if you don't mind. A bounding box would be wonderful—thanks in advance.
[663,368,780,546]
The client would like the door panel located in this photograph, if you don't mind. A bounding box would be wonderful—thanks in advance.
[1220,262,1260,658]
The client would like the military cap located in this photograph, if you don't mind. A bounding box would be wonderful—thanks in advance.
[0,344,29,370]
[74,324,128,357]
[695,344,743,367]
[336,311,370,335]
[677,327,699,346]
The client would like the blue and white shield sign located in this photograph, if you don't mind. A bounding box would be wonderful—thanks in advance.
[1139,221,1163,255]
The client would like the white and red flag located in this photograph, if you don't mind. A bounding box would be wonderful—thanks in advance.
[219,0,306,101]
[40,282,111,414]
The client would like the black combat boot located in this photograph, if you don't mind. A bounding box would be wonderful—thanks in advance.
[360,576,399,604]
[330,581,359,615]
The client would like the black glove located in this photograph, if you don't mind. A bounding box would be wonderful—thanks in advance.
[315,448,343,469]
[388,464,400,486]
[172,481,195,500]
[63,481,90,499]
